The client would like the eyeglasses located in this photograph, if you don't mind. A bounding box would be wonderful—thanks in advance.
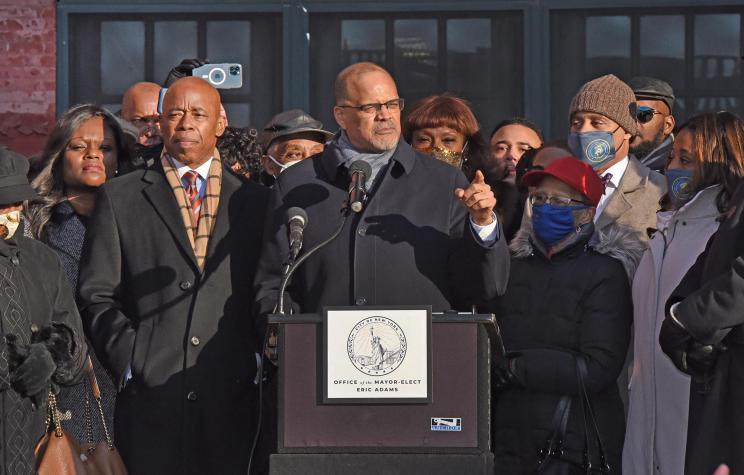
[636,106,663,124]
[528,191,588,207]
[336,98,405,115]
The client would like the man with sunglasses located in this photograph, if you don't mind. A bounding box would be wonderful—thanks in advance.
[629,76,676,172]
[255,61,509,324]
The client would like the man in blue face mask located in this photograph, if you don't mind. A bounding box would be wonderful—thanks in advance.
[567,74,666,254]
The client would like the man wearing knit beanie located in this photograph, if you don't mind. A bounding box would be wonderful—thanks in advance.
[567,74,667,420]
[567,74,666,252]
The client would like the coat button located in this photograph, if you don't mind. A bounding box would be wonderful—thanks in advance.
[355,297,367,306]
[186,391,197,401]
[190,336,200,346]
[179,280,193,290]
[357,227,366,236]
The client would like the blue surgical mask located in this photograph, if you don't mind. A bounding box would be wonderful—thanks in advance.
[665,168,694,209]
[531,203,586,247]
[567,128,619,170]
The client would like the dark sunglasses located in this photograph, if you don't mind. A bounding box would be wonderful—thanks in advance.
[636,105,663,124]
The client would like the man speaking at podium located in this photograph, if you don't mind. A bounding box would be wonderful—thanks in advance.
[254,62,509,319]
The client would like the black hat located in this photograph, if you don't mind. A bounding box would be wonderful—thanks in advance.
[628,76,675,113]
[259,109,333,151]
[0,146,38,204]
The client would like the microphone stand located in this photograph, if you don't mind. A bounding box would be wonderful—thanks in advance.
[276,207,350,314]
[249,205,353,474]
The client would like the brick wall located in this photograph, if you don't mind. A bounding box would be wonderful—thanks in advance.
[0,0,55,157]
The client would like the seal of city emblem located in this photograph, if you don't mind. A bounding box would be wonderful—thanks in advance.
[347,316,407,376]
[584,138,612,164]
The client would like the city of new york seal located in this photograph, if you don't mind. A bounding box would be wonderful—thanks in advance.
[347,316,407,376]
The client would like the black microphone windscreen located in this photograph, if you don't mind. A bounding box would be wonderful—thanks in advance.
[286,206,308,226]
[349,160,372,181]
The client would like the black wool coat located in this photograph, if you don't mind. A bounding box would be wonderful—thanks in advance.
[487,235,631,474]
[77,162,268,475]
[253,139,510,318]
[0,234,87,475]
[667,181,744,475]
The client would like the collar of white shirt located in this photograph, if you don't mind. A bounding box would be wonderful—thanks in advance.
[168,155,214,183]
[601,156,629,189]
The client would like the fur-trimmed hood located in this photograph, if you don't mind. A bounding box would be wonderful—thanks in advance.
[509,218,647,281]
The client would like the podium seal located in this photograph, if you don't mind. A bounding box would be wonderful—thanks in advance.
[347,316,407,376]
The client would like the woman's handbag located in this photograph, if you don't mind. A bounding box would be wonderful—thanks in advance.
[535,355,611,474]
[35,390,86,475]
[35,357,128,475]
[79,356,128,475]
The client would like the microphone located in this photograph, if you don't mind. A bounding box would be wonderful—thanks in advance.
[348,160,372,213]
[286,207,308,260]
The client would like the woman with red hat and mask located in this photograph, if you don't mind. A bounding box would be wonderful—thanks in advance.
[487,157,638,474]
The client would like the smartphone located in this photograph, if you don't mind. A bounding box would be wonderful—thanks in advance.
[192,63,243,89]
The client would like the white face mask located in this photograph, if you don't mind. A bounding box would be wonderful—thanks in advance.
[0,210,21,240]
[268,155,301,177]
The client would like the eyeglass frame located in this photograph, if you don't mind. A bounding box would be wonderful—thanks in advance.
[636,105,664,124]
[528,190,590,207]
[335,98,405,115]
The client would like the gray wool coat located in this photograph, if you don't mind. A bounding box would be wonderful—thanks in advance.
[595,156,667,248]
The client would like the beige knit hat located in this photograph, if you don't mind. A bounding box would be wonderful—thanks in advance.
[568,74,639,135]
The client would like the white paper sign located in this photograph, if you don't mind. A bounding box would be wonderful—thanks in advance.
[324,307,430,402]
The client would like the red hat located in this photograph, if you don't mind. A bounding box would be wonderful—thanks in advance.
[521,156,604,207]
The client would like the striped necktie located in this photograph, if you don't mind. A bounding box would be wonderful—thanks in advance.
[182,170,202,225]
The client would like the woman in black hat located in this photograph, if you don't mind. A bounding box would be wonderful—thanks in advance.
[0,146,88,475]
[26,104,127,447]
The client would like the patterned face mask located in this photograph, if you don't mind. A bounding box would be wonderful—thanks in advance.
[427,142,468,169]
[0,210,21,240]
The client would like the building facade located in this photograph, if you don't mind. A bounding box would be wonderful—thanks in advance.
[2,0,744,155]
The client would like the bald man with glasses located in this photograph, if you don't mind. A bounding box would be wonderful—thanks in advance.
[255,62,509,324]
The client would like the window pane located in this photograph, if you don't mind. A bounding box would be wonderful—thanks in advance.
[694,14,740,89]
[223,103,251,128]
[341,20,385,65]
[694,96,738,113]
[154,22,197,86]
[100,21,145,95]
[640,15,685,92]
[585,16,631,79]
[207,21,251,92]
[446,18,490,94]
[394,19,438,98]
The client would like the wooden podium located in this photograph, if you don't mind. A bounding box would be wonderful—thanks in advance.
[267,310,496,475]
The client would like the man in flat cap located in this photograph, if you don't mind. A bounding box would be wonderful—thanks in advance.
[0,146,87,475]
[258,109,333,187]
[629,76,676,172]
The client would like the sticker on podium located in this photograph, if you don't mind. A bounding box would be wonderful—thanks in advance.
[323,306,432,404]
[431,418,462,431]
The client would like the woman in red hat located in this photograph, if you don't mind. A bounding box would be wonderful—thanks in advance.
[487,157,639,474]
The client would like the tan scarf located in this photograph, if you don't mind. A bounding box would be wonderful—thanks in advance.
[160,150,223,269]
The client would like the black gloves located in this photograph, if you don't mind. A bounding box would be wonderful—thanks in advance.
[5,324,76,408]
[6,336,56,408]
[493,353,522,392]
[163,58,208,87]
[659,317,723,383]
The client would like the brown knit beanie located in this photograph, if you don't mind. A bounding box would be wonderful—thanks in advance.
[568,74,638,135]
